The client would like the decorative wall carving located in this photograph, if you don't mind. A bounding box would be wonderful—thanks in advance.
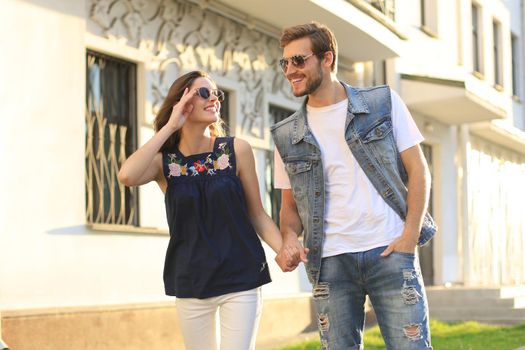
[88,0,295,140]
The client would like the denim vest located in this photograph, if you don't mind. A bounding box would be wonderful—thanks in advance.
[270,82,437,284]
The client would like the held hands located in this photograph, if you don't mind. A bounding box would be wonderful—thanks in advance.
[275,235,309,272]
[167,88,195,132]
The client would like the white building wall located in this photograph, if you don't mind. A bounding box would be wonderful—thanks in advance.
[506,0,525,130]
[0,0,308,311]
[467,136,525,285]
[394,0,524,286]
[3,0,525,314]
[412,116,461,285]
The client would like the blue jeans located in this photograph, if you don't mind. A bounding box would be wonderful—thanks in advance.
[313,246,432,350]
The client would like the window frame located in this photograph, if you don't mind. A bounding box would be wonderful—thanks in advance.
[492,19,503,90]
[85,49,140,229]
[420,0,439,38]
[511,33,520,99]
[471,3,484,77]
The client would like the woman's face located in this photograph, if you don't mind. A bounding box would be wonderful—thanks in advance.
[187,77,222,125]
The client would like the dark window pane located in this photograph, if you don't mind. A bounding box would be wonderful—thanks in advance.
[493,21,502,86]
[472,5,482,74]
[511,34,519,96]
[420,143,434,285]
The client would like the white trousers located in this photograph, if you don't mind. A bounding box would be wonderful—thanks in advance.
[175,288,262,350]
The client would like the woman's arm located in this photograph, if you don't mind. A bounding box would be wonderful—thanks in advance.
[234,138,283,254]
[117,128,171,187]
[118,88,195,188]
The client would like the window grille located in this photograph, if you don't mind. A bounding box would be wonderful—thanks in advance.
[85,50,138,227]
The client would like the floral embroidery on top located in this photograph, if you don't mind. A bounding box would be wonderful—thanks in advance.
[167,140,232,178]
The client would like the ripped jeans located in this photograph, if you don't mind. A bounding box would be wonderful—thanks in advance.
[313,246,432,350]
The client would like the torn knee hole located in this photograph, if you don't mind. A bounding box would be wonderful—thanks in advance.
[402,284,422,305]
[318,313,329,332]
[403,268,417,280]
[403,324,422,341]
[313,283,330,299]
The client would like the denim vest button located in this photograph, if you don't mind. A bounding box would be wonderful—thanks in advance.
[375,128,383,137]
[315,191,321,197]
[313,217,320,223]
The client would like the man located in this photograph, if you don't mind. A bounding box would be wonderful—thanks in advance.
[271,22,436,350]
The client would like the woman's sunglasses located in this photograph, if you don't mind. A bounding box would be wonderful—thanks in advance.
[195,87,225,102]
[278,53,315,73]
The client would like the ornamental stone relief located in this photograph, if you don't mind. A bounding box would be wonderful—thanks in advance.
[88,0,295,140]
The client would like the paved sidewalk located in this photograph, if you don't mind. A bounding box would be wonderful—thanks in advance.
[513,347,525,350]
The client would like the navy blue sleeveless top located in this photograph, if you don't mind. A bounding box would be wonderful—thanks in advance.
[162,136,271,298]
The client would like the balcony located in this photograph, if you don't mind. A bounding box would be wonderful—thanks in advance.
[400,74,507,124]
[212,0,406,61]
[362,0,396,20]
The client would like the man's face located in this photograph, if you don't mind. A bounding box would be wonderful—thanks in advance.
[281,37,324,97]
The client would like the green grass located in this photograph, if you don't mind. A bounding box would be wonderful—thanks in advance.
[271,320,525,350]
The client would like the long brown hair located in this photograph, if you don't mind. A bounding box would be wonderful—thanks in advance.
[154,70,226,151]
[280,22,338,72]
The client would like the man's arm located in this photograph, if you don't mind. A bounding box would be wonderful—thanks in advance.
[381,144,431,256]
[277,189,309,270]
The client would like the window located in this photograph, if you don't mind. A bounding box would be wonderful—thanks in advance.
[493,19,503,89]
[420,143,434,285]
[373,60,387,86]
[266,105,294,224]
[511,34,520,97]
[220,90,231,135]
[420,0,438,37]
[471,4,483,75]
[420,0,426,27]
[85,50,138,227]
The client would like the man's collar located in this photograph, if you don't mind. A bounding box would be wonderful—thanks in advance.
[291,82,370,144]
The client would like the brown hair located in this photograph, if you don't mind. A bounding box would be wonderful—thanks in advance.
[280,22,338,72]
[154,70,226,151]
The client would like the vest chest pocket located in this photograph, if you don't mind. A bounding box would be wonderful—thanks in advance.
[285,160,312,174]
[361,119,396,164]
[284,160,312,198]
[362,119,392,142]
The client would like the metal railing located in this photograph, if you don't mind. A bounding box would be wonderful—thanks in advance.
[363,0,396,20]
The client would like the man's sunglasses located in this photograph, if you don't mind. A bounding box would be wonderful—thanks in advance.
[278,53,316,73]
[195,87,225,102]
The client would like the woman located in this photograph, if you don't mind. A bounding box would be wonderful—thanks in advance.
[118,70,287,350]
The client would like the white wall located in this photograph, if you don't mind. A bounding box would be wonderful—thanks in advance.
[409,112,461,285]
[467,135,525,285]
[0,0,174,309]
[507,0,525,130]
[0,0,308,311]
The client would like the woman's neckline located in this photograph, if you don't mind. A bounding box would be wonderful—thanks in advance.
[175,137,220,158]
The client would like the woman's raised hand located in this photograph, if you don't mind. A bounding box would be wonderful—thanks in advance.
[167,87,195,132]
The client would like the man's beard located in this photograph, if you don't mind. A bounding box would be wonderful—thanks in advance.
[292,66,324,97]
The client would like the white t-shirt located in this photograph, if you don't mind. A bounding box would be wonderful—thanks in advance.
[274,89,424,257]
